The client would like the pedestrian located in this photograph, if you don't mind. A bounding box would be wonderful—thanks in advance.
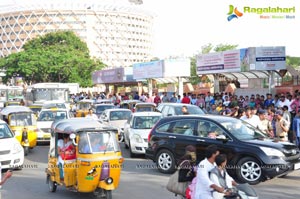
[178,145,197,198]
[153,93,161,106]
[240,107,260,128]
[194,145,225,199]
[292,110,300,149]
[85,108,98,120]
[275,110,290,142]
[257,109,274,137]
[182,93,191,104]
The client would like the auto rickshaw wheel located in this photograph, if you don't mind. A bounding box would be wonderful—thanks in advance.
[104,190,112,199]
[48,177,57,192]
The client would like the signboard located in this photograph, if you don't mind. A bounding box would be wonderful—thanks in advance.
[164,59,191,77]
[133,60,163,79]
[92,68,124,84]
[254,46,286,70]
[196,46,286,74]
[197,50,241,74]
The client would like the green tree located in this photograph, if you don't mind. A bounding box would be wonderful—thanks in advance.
[286,56,300,68]
[0,31,105,87]
[189,43,238,85]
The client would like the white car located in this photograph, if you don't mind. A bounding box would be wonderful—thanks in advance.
[0,120,24,169]
[99,109,132,142]
[124,112,162,157]
[37,108,72,143]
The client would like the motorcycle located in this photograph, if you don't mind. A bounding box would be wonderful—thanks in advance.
[213,183,258,199]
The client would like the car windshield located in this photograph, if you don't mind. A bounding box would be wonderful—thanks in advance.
[220,120,267,140]
[133,116,161,129]
[110,111,131,121]
[37,111,67,121]
[174,106,205,115]
[78,131,120,154]
[96,105,114,114]
[10,113,37,126]
[0,124,14,139]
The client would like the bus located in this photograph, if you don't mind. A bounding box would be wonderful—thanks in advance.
[24,83,70,106]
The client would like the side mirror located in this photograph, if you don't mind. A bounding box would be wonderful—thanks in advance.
[70,133,77,146]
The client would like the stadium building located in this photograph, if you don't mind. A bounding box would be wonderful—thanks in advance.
[0,0,153,67]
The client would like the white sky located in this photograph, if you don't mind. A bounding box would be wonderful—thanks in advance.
[142,0,300,58]
[0,0,299,58]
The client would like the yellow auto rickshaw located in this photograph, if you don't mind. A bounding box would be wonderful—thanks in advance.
[0,106,37,155]
[46,118,123,198]
[75,99,94,117]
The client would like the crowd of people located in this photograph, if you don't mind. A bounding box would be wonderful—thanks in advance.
[71,90,300,148]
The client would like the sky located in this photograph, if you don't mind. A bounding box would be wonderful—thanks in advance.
[142,0,300,58]
[0,0,299,59]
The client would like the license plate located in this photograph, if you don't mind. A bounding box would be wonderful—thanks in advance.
[294,162,300,170]
[44,134,51,138]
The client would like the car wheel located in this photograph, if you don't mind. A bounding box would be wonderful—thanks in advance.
[236,157,262,185]
[124,136,129,149]
[156,149,176,174]
[129,142,136,158]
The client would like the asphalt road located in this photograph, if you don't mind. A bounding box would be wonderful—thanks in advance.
[1,144,300,199]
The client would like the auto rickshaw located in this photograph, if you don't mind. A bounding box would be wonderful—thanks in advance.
[75,99,94,117]
[119,100,140,112]
[0,106,37,155]
[46,118,123,198]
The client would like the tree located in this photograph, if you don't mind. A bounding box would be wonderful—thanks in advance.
[0,31,106,87]
[286,56,300,68]
[189,43,238,85]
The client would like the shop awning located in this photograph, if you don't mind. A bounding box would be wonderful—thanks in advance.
[221,71,270,79]
[152,77,190,84]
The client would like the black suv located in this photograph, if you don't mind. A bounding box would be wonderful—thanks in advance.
[145,115,300,184]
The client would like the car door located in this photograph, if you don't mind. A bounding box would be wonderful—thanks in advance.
[124,115,133,144]
[155,118,198,161]
[195,119,236,163]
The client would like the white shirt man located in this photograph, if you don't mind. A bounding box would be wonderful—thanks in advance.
[195,158,216,199]
[240,108,260,128]
[85,109,98,120]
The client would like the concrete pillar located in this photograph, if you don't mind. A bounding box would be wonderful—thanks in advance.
[269,71,276,95]
[213,74,220,94]
[178,77,183,98]
[148,79,153,97]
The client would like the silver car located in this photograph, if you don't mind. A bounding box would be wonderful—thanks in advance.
[124,112,162,157]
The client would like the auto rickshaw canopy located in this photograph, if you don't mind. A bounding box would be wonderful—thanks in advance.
[0,106,33,116]
[52,118,117,135]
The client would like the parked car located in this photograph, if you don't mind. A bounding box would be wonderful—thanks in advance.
[124,112,162,157]
[36,108,72,143]
[133,102,156,112]
[0,119,24,169]
[145,115,300,184]
[156,103,205,117]
[92,104,115,118]
[119,100,140,112]
[99,109,132,142]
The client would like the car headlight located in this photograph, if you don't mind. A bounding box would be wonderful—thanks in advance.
[260,147,285,158]
[132,134,143,143]
[12,143,23,154]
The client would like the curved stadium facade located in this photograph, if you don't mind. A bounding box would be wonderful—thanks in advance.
[0,0,153,67]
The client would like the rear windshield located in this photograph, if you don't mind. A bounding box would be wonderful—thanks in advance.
[96,105,115,113]
[10,113,37,126]
[110,111,131,121]
[37,111,67,121]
